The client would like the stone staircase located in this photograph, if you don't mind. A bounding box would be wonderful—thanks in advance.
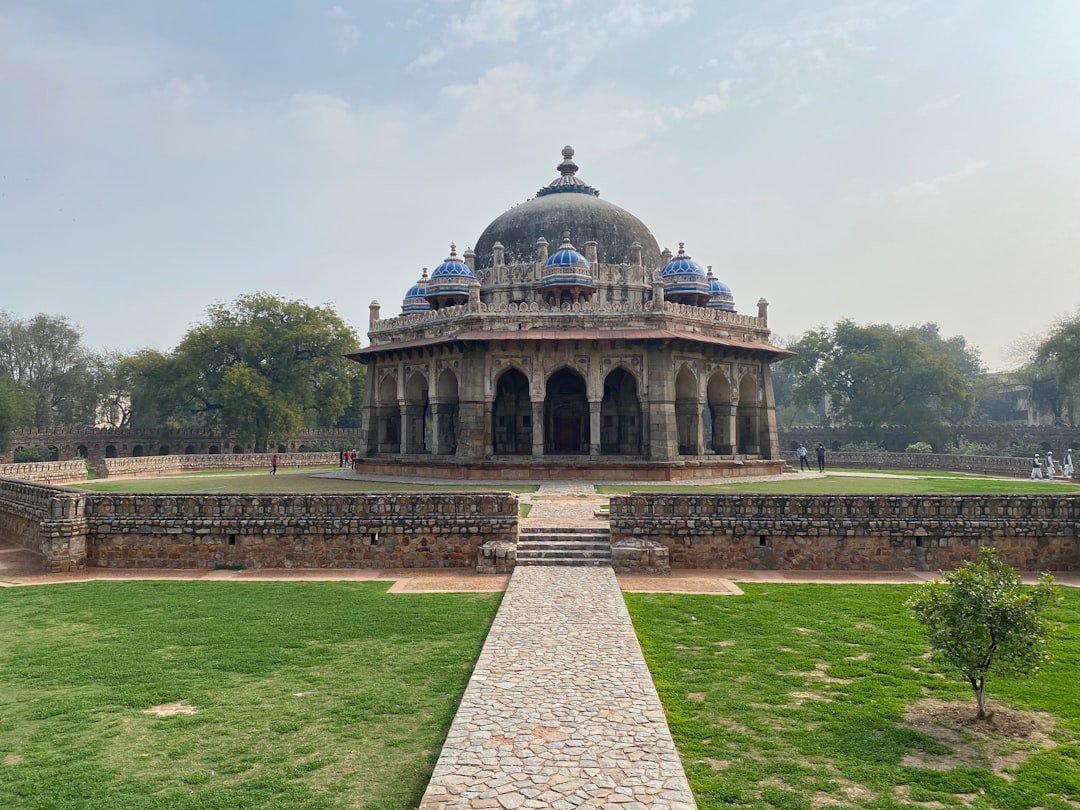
[516,527,612,567]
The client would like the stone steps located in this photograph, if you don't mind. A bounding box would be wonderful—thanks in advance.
[517,527,612,567]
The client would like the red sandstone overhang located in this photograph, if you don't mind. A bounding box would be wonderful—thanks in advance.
[348,329,795,360]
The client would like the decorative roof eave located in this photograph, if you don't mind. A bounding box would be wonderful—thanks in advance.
[349,329,794,360]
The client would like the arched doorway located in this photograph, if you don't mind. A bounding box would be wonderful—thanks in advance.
[737,374,761,454]
[377,374,400,453]
[185,445,196,455]
[545,368,588,454]
[675,366,699,455]
[707,372,733,454]
[492,368,532,455]
[435,369,459,455]
[404,372,429,454]
[600,368,641,454]
[76,445,89,459]
[158,445,170,455]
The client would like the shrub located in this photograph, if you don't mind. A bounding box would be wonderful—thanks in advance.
[13,445,56,463]
[905,442,934,454]
[839,441,882,452]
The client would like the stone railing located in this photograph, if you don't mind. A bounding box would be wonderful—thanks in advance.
[370,299,766,334]
[86,492,517,570]
[98,453,340,478]
[0,478,87,571]
[609,494,1080,573]
[0,460,87,484]
[782,450,1076,479]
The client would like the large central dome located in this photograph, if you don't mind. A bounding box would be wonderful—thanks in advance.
[474,146,663,270]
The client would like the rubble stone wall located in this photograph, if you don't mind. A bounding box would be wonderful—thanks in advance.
[781,450,1076,479]
[99,453,340,478]
[85,492,518,570]
[0,478,87,571]
[0,460,88,484]
[609,494,1079,572]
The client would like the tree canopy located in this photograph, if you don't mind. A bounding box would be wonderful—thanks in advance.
[151,294,364,449]
[907,548,1058,719]
[781,321,978,448]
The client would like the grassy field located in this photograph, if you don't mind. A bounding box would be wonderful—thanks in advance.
[0,582,500,809]
[599,476,1080,495]
[627,585,1080,810]
[75,468,538,494]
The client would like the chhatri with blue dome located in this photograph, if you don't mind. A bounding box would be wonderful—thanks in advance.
[354,145,790,481]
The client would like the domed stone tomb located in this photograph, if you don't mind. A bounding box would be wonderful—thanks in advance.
[349,146,792,481]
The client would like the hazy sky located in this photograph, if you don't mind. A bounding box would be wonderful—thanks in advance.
[2,1,1078,371]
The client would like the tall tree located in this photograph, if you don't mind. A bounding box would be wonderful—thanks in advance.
[162,294,362,449]
[1035,312,1080,425]
[786,321,976,448]
[0,311,98,427]
[0,374,31,452]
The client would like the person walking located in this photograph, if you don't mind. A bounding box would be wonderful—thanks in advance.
[1064,448,1074,478]
[1045,450,1056,480]
[271,453,278,476]
[816,442,826,472]
[1030,453,1042,480]
[796,443,811,471]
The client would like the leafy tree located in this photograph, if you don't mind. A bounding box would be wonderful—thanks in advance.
[0,311,98,427]
[1035,312,1080,425]
[786,321,976,449]
[160,294,362,449]
[0,374,31,453]
[907,548,1058,719]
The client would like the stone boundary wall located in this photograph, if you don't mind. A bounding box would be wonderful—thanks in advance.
[0,478,87,572]
[0,460,87,484]
[86,492,517,569]
[99,453,340,478]
[0,483,517,572]
[781,451,1077,479]
[609,494,1080,572]
[779,426,1080,454]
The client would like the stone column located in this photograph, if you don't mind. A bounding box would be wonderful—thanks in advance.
[398,404,409,455]
[726,403,738,455]
[455,348,487,460]
[589,401,602,456]
[429,399,443,456]
[531,401,545,456]
[644,344,678,460]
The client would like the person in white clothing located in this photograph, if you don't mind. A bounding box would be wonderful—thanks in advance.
[1045,450,1055,480]
[1031,454,1042,480]
[1064,448,1074,478]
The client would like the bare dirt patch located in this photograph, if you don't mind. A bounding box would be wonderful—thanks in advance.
[143,702,198,717]
[901,698,1058,778]
[688,692,706,701]
[4,754,23,765]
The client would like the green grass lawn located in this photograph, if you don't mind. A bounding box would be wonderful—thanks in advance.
[627,585,1080,810]
[599,476,1080,495]
[75,468,538,494]
[0,582,500,809]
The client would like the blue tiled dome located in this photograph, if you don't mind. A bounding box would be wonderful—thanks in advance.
[544,234,590,270]
[429,244,476,282]
[401,268,431,314]
[660,243,706,279]
[706,266,735,312]
[425,244,476,303]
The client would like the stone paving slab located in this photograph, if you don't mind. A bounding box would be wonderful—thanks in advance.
[419,566,697,809]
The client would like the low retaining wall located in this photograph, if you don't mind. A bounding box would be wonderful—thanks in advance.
[609,494,1080,572]
[0,478,87,572]
[0,460,87,484]
[782,451,1078,478]
[85,492,517,570]
[99,452,340,478]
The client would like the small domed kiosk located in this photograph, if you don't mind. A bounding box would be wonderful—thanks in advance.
[349,146,793,480]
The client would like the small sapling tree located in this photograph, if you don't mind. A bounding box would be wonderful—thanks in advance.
[907,548,1058,719]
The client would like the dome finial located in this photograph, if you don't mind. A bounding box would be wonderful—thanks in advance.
[678,242,686,255]
[449,243,457,257]
[558,146,578,176]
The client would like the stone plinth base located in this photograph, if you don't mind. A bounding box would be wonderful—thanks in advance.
[355,455,783,481]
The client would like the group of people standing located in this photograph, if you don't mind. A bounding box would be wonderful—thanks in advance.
[339,449,356,468]
[796,442,827,473]
[1031,448,1074,480]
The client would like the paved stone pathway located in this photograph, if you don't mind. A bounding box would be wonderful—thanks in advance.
[419,566,697,809]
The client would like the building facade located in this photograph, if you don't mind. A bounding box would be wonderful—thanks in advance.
[349,147,792,480]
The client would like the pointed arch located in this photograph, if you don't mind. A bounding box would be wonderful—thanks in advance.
[493,367,532,454]
[675,365,701,455]
[545,367,588,453]
[377,373,400,452]
[707,370,734,453]
[600,367,641,455]
[404,370,430,454]
[434,368,460,455]
[737,372,762,454]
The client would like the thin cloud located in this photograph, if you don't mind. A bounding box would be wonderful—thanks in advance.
[893,161,989,200]
[335,24,359,53]
[919,93,960,115]
[603,0,694,30]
